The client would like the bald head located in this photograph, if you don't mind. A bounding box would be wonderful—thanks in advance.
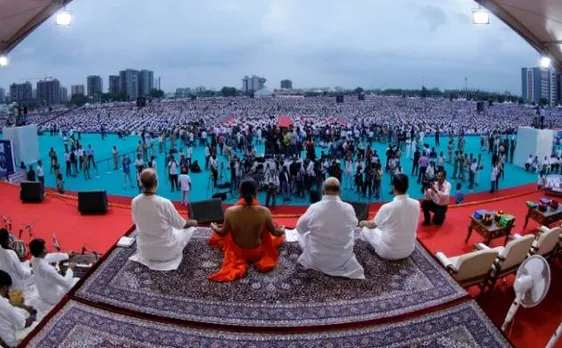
[322,177,341,196]
[140,168,157,191]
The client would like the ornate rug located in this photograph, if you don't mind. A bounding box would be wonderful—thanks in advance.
[25,300,511,348]
[74,228,467,327]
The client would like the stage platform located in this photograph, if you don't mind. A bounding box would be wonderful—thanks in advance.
[0,181,560,347]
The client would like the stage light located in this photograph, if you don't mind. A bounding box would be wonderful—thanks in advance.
[56,10,72,26]
[472,9,490,25]
[0,55,8,67]
[540,56,552,68]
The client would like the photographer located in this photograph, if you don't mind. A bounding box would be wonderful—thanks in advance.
[421,170,451,226]
[265,168,279,208]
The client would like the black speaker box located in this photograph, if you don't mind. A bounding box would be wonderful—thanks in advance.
[20,182,44,203]
[343,200,369,222]
[78,191,108,215]
[189,199,224,224]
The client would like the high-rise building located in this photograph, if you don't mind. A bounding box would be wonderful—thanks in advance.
[242,75,267,93]
[280,79,293,89]
[71,85,85,96]
[119,69,139,100]
[87,75,103,97]
[138,70,154,96]
[521,67,559,106]
[37,79,61,105]
[556,73,562,106]
[0,88,5,103]
[60,87,68,103]
[109,75,120,94]
[9,82,33,103]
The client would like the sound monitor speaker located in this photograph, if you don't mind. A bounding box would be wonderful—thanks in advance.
[189,199,224,224]
[343,200,369,222]
[78,191,108,215]
[20,182,44,203]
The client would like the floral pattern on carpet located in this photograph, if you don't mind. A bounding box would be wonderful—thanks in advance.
[74,228,467,327]
[26,300,510,348]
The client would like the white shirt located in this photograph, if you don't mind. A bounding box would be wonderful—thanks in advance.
[369,195,420,260]
[36,165,44,178]
[296,195,365,279]
[168,160,178,175]
[0,248,32,291]
[424,180,451,206]
[132,194,187,263]
[31,253,74,305]
[179,174,191,191]
[135,159,144,168]
[0,297,26,347]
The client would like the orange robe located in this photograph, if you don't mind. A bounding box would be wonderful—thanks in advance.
[208,199,284,282]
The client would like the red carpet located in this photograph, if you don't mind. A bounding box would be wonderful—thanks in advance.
[3,181,561,347]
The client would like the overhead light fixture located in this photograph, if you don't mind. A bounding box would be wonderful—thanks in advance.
[540,56,552,68]
[0,55,8,67]
[472,9,490,25]
[56,9,72,26]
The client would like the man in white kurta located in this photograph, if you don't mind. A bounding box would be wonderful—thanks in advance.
[295,177,365,279]
[130,169,198,271]
[0,229,32,291]
[29,239,76,306]
[360,174,420,260]
[0,270,36,348]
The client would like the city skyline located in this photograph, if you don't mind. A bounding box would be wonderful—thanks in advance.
[0,0,546,94]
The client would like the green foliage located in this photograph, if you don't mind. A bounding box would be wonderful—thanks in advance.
[221,86,238,97]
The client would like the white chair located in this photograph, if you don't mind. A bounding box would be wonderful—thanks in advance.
[435,249,499,290]
[532,226,561,260]
[475,234,536,292]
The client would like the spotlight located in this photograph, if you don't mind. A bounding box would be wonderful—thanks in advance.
[0,55,8,67]
[56,10,72,26]
[540,56,552,69]
[472,9,490,25]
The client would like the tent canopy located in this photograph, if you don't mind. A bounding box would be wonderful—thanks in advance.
[0,0,72,55]
[477,0,562,71]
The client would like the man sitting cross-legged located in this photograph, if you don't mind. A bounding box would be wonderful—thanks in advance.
[130,168,198,271]
[209,179,285,282]
[359,174,420,260]
[295,177,365,279]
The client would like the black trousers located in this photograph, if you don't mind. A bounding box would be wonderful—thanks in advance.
[422,200,448,225]
[169,174,178,191]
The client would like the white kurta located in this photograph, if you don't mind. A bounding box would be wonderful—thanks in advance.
[31,253,74,306]
[361,194,420,260]
[0,297,27,348]
[0,248,32,291]
[130,194,194,271]
[296,195,365,279]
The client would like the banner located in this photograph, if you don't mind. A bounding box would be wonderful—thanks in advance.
[0,139,15,179]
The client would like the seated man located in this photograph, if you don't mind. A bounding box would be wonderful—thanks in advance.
[209,179,285,282]
[0,229,32,291]
[29,239,76,306]
[359,174,420,260]
[421,169,451,226]
[0,271,36,348]
[295,177,365,279]
[130,168,198,271]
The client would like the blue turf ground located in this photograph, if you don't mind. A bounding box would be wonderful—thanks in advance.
[28,133,537,205]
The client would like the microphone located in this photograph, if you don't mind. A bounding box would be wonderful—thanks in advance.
[52,234,61,252]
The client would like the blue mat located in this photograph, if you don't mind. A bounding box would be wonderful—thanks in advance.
[25,300,510,347]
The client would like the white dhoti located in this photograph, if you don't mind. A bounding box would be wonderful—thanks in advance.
[130,227,195,271]
[297,232,365,279]
[360,227,414,261]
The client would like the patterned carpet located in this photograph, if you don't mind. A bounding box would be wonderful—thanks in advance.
[74,228,466,327]
[25,300,510,348]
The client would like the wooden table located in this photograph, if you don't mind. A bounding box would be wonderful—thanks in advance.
[523,205,562,229]
[465,216,515,245]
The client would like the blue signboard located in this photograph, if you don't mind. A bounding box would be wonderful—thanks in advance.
[0,139,15,179]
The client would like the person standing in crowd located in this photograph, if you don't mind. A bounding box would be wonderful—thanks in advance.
[82,153,91,180]
[490,161,499,193]
[178,167,192,208]
[421,170,451,226]
[64,149,71,177]
[122,154,134,189]
[36,160,44,186]
[26,165,35,182]
[112,146,119,171]
[417,152,428,184]
[168,155,179,192]
[86,145,96,171]
[265,168,279,208]
[48,148,57,174]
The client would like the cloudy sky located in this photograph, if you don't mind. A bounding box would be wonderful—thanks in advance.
[0,0,539,94]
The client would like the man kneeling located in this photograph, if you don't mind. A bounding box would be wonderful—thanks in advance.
[359,174,420,260]
[130,169,198,271]
[209,179,285,282]
[295,177,365,279]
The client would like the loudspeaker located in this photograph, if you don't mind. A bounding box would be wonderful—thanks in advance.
[78,191,108,215]
[336,95,344,103]
[309,190,321,204]
[476,101,485,112]
[20,182,44,203]
[136,97,146,108]
[343,200,369,222]
[189,199,224,224]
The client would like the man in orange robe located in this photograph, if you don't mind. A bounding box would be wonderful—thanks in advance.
[208,180,285,282]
